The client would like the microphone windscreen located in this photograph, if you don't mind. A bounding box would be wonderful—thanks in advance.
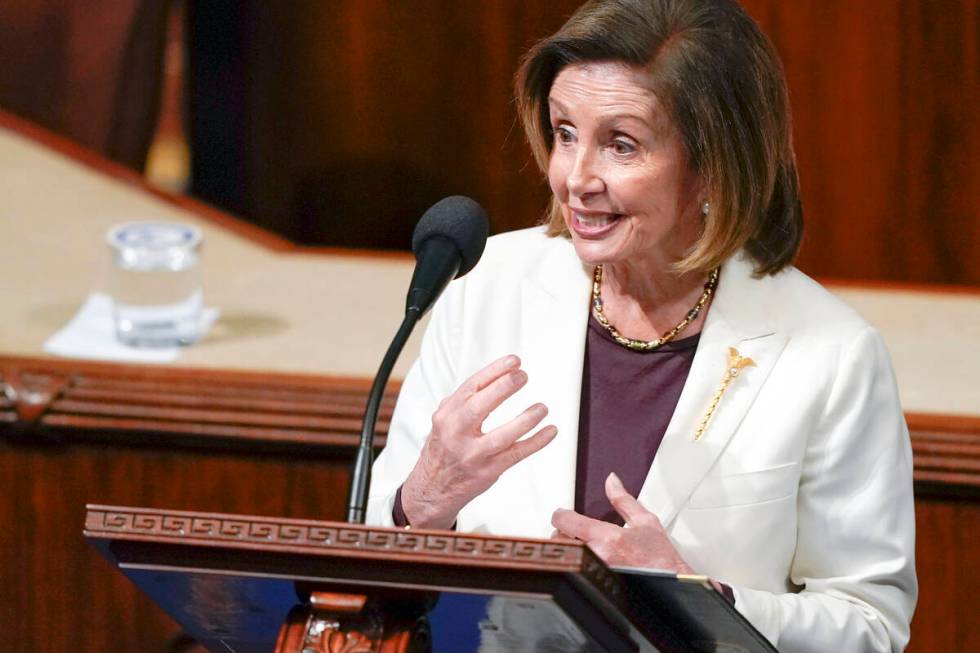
[411,196,489,277]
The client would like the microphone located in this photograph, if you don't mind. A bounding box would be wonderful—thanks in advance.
[406,195,489,315]
[346,196,489,523]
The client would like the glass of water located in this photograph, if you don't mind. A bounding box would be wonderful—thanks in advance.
[106,222,204,347]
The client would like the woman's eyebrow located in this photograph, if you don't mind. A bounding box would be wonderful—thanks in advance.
[601,112,650,124]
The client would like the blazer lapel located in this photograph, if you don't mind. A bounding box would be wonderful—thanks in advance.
[516,241,592,534]
[638,255,790,529]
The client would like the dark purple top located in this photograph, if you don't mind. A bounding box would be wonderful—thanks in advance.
[576,313,699,523]
[578,315,734,604]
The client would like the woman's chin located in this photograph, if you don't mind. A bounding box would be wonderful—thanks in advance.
[571,237,623,267]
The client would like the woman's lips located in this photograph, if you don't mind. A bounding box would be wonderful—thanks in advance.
[570,210,624,238]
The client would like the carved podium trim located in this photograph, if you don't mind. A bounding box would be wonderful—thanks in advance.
[84,505,615,585]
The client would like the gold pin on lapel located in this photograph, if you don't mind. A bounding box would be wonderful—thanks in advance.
[693,347,756,441]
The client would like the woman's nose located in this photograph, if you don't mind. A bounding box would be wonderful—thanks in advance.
[566,149,604,197]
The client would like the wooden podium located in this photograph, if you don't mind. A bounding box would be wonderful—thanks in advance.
[85,505,775,653]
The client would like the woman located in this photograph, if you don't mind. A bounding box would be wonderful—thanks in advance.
[367,1,917,651]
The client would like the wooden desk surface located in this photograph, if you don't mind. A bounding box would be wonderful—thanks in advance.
[0,119,425,380]
[1,115,977,419]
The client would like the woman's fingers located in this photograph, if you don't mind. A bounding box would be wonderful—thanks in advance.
[482,402,557,472]
[605,472,654,526]
[464,367,528,421]
[457,354,521,397]
[441,355,528,427]
[551,508,613,543]
[496,424,559,469]
[433,355,524,434]
[483,403,549,453]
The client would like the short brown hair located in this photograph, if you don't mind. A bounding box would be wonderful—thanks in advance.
[515,0,802,275]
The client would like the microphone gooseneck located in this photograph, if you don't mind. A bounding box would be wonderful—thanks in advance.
[346,196,489,524]
[345,308,420,524]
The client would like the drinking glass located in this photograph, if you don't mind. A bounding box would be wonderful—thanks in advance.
[106,222,203,347]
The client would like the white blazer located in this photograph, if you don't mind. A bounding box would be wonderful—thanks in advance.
[368,227,917,652]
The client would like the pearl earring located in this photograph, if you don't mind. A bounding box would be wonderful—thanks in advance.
[701,201,710,216]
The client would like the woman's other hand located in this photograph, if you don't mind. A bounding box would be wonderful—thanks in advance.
[551,472,694,574]
[400,354,558,529]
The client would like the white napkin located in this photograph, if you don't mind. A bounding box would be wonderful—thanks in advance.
[43,292,219,363]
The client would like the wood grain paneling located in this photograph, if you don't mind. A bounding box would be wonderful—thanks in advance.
[0,437,356,651]
[907,413,980,495]
[0,356,396,449]
[0,0,170,169]
[185,1,979,286]
[909,498,980,653]
[187,1,580,249]
[741,0,980,285]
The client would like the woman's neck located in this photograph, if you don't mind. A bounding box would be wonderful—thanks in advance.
[598,259,713,341]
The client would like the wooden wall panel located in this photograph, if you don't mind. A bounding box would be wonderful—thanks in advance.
[185,1,978,285]
[187,1,580,249]
[742,0,980,285]
[0,438,355,652]
[0,0,169,169]
[909,498,980,652]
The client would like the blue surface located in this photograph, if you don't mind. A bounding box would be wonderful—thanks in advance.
[124,568,298,653]
[428,592,488,651]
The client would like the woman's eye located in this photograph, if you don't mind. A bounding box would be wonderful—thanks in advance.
[553,126,575,145]
[611,139,636,155]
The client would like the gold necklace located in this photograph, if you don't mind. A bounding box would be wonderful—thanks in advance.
[591,265,720,352]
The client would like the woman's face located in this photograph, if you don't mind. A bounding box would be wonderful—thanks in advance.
[547,62,702,271]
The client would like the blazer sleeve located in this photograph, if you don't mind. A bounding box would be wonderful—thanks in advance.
[365,278,464,527]
[731,326,918,652]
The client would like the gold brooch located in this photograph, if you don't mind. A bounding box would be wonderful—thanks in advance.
[693,347,756,441]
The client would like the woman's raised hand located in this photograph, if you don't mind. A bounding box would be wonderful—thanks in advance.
[400,354,558,529]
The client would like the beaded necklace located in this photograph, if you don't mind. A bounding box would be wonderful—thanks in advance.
[591,265,720,351]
